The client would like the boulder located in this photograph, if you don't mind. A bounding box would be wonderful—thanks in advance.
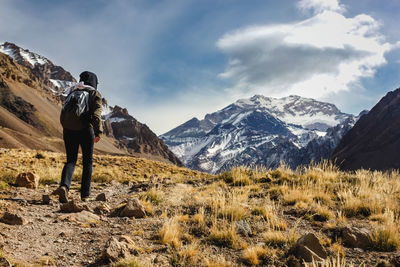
[342,227,371,249]
[291,233,327,263]
[0,212,27,225]
[113,198,146,218]
[102,236,136,261]
[15,172,39,189]
[60,200,90,213]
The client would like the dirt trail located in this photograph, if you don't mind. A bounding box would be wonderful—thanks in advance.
[0,181,180,266]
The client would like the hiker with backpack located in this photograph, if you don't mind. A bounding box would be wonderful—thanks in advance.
[53,71,103,202]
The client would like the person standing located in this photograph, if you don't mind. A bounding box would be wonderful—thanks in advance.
[53,71,103,202]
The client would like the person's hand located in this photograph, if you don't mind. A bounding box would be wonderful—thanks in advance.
[94,136,101,143]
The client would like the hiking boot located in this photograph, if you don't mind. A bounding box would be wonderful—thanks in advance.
[53,186,68,203]
[81,196,91,202]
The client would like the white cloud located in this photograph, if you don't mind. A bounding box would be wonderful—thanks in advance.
[217,0,397,100]
[297,0,346,14]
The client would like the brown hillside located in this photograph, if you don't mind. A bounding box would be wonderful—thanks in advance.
[332,87,400,171]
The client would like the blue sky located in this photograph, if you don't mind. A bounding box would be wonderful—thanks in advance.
[0,0,399,134]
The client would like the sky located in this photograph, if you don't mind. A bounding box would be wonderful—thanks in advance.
[0,0,399,134]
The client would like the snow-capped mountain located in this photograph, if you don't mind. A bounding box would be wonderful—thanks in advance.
[161,95,358,173]
[0,42,76,93]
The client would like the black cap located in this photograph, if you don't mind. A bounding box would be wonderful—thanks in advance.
[79,71,98,89]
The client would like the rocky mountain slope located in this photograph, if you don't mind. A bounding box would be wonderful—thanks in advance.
[0,42,181,166]
[332,87,400,171]
[161,95,357,173]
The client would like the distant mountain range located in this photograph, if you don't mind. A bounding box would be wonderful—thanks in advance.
[161,95,361,173]
[0,42,182,166]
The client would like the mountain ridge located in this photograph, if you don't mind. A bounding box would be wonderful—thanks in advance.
[161,94,357,173]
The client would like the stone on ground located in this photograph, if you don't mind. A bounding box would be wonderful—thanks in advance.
[59,210,100,224]
[0,212,28,225]
[291,233,327,263]
[342,226,372,249]
[15,172,39,189]
[102,236,136,261]
[95,193,107,201]
[60,200,90,213]
[113,198,146,218]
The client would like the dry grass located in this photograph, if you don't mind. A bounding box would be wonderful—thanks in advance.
[219,166,253,186]
[305,254,357,267]
[178,241,200,265]
[241,245,268,265]
[112,257,143,267]
[159,216,182,248]
[209,219,243,249]
[252,202,288,230]
[140,186,163,205]
[263,230,298,248]
[370,211,400,251]
[0,148,208,185]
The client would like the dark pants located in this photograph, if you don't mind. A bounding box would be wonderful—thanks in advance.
[60,127,94,198]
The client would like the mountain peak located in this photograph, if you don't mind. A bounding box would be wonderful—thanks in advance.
[230,94,349,131]
[0,42,49,67]
[161,94,356,173]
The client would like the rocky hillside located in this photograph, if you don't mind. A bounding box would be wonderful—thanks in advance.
[332,87,400,171]
[161,95,357,173]
[0,149,399,266]
[0,42,181,165]
[0,42,76,93]
[103,105,182,166]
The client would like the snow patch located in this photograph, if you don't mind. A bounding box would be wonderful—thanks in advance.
[109,117,126,123]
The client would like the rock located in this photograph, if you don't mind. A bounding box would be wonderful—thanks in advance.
[119,235,135,245]
[42,194,51,205]
[342,227,371,249]
[94,203,111,215]
[15,172,39,189]
[59,211,100,224]
[114,199,146,218]
[60,200,89,213]
[95,193,107,201]
[102,236,136,261]
[75,211,100,224]
[236,220,252,237]
[291,233,327,263]
[0,212,27,225]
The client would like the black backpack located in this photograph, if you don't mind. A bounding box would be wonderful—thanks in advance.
[60,89,91,130]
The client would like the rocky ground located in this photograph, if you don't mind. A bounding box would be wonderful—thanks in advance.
[0,150,400,266]
[0,181,172,266]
